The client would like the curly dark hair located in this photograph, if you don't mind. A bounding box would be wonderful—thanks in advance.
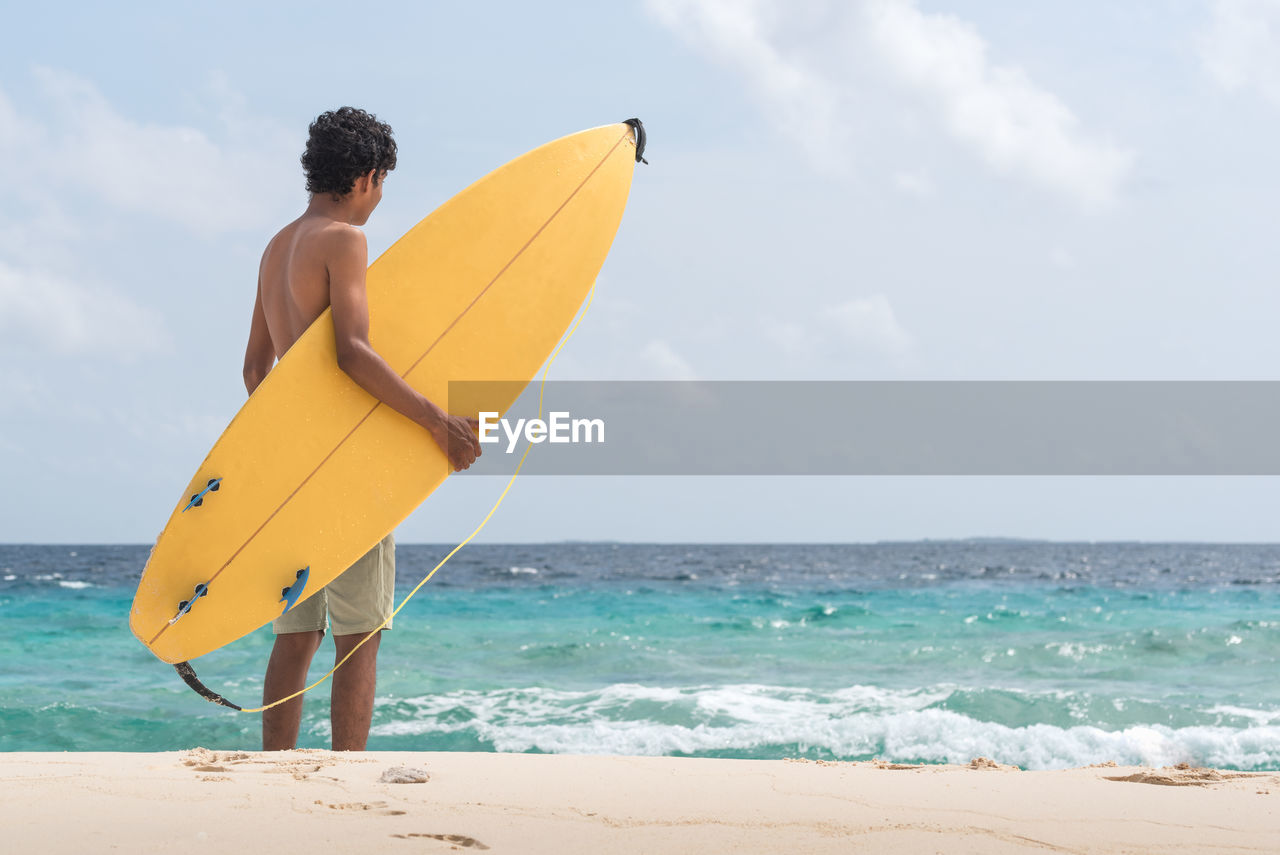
[301,107,398,199]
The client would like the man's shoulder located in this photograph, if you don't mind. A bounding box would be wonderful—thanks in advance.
[322,221,367,249]
[263,217,365,267]
[261,221,292,257]
[302,219,366,261]
[317,222,368,277]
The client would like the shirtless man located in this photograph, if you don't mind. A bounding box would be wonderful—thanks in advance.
[242,107,481,751]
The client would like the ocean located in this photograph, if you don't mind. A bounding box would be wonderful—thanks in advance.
[1,542,1277,771]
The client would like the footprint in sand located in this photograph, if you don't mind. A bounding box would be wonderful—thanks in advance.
[319,799,406,816]
[1104,766,1257,787]
[181,749,338,781]
[182,749,255,773]
[391,833,489,850]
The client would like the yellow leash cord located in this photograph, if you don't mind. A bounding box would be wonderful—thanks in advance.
[238,279,597,714]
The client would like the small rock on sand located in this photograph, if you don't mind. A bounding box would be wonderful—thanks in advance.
[380,766,430,784]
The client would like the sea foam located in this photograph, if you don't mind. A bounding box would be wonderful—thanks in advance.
[368,683,1280,770]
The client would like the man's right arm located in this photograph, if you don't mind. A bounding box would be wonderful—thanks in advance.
[326,225,480,471]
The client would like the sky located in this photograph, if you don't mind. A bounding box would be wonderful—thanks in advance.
[4,0,1280,543]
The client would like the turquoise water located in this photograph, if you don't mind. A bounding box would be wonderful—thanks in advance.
[1,543,1278,770]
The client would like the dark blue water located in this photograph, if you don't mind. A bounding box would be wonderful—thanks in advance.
[1,542,1278,770]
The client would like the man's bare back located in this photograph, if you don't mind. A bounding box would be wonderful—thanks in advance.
[257,215,362,358]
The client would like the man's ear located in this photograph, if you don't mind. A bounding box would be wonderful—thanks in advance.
[355,169,376,193]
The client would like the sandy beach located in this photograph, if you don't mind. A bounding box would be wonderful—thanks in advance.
[1,750,1276,854]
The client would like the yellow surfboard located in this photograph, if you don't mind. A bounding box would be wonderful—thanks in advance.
[131,121,644,664]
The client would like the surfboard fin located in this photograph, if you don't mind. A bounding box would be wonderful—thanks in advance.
[279,566,310,615]
[168,582,209,625]
[182,478,222,513]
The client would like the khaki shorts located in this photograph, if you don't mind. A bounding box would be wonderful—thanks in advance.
[273,534,395,636]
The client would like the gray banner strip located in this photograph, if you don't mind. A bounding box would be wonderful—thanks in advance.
[447,381,1280,475]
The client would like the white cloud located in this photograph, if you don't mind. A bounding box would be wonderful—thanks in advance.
[641,339,698,380]
[647,0,848,171]
[647,0,1132,207]
[0,68,296,234]
[0,87,40,149]
[0,261,172,359]
[1199,0,1280,104]
[860,1,1132,208]
[767,294,914,366]
[0,369,51,417]
[766,320,816,359]
[893,168,934,197]
[0,69,291,365]
[824,295,913,356]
